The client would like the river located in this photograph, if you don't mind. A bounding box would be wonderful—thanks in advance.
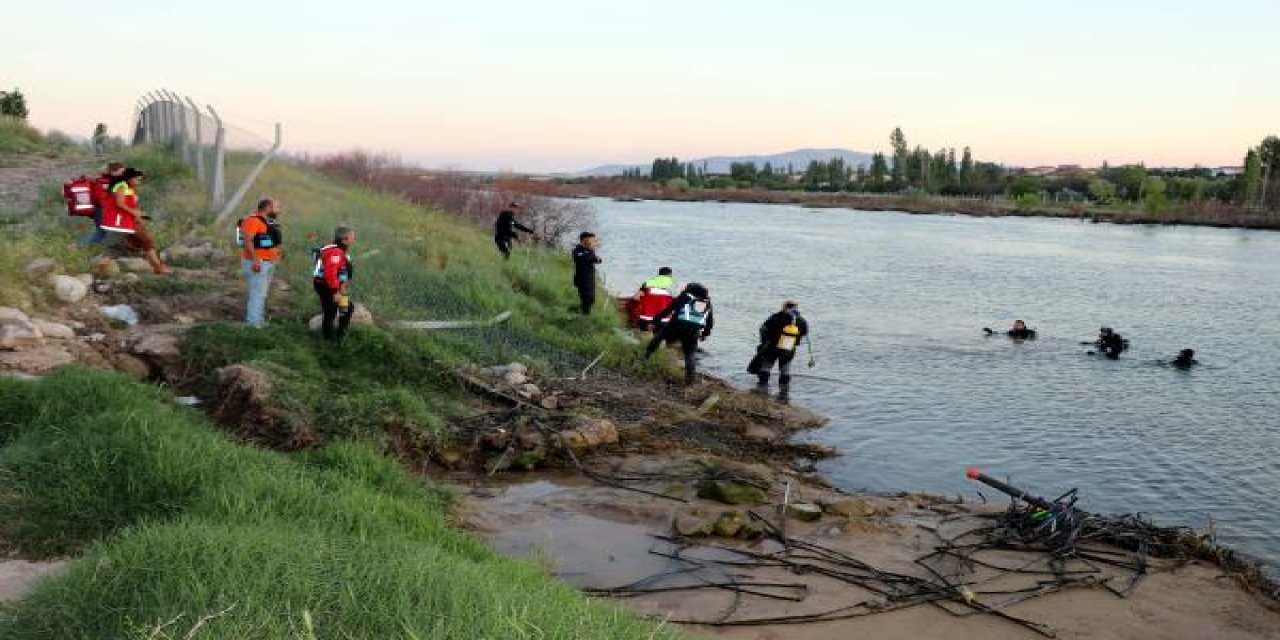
[591,198,1280,570]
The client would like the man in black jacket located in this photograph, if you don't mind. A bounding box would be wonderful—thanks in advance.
[571,232,602,314]
[494,202,534,259]
[645,283,713,385]
[754,301,808,391]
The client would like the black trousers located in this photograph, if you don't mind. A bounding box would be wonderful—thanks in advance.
[495,235,514,259]
[757,348,796,385]
[313,280,353,342]
[576,282,595,315]
[647,323,700,382]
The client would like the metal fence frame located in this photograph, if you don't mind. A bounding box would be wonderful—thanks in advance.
[132,90,282,222]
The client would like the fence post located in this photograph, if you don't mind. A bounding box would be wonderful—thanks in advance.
[214,122,283,224]
[185,96,205,187]
[165,91,187,161]
[207,105,227,212]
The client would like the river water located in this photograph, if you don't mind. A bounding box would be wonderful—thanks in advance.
[591,198,1280,569]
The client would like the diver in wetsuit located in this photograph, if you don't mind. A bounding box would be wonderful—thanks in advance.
[984,319,1036,340]
[1092,327,1129,359]
[1172,348,1198,368]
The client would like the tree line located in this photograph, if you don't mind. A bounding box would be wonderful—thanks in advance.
[626,128,1278,210]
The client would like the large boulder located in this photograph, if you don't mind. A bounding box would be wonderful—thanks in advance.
[48,275,88,304]
[128,325,190,382]
[0,308,44,350]
[0,345,74,375]
[696,479,767,506]
[307,303,375,332]
[557,416,619,452]
[31,319,75,340]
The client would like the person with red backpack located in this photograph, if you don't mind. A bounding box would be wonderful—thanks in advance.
[72,161,124,247]
[103,168,170,275]
[312,226,356,342]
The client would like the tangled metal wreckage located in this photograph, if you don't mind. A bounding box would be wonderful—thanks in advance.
[583,468,1278,638]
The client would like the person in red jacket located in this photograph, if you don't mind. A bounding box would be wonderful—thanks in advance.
[312,226,356,342]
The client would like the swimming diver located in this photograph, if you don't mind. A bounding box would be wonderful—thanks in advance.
[983,319,1036,340]
[1089,327,1129,359]
[1171,348,1198,368]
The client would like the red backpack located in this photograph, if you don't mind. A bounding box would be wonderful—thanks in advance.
[62,176,96,217]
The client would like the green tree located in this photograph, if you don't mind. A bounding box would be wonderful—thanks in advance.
[959,147,974,187]
[1009,176,1043,198]
[0,88,29,119]
[869,153,889,190]
[890,127,908,184]
[1088,179,1117,203]
[1143,176,1169,214]
[1258,136,1280,208]
[1242,149,1262,206]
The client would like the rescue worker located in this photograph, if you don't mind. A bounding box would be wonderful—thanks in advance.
[984,319,1036,339]
[494,202,534,260]
[1172,348,1198,368]
[107,168,170,275]
[238,198,283,328]
[571,232,602,315]
[633,267,676,331]
[79,161,125,247]
[755,301,809,393]
[645,282,713,385]
[1092,327,1129,359]
[313,226,356,342]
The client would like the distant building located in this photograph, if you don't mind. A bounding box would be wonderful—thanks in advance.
[1215,166,1244,177]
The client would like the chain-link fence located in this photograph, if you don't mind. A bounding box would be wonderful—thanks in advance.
[131,90,281,222]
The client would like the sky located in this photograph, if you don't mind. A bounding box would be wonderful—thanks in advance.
[5,0,1279,172]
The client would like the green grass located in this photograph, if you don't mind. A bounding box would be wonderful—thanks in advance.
[0,369,679,639]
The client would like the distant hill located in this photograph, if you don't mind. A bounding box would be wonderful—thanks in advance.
[578,148,875,177]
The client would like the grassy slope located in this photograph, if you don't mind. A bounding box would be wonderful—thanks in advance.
[0,146,681,638]
[0,370,676,639]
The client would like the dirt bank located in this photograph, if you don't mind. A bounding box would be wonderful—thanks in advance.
[460,470,1280,640]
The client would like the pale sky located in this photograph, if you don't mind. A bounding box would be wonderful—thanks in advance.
[5,0,1278,172]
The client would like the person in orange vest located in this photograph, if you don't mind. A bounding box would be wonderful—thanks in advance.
[238,198,283,328]
[313,226,356,342]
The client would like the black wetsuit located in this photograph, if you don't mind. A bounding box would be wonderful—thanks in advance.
[1096,333,1128,359]
[494,210,533,259]
[1172,353,1198,368]
[571,243,601,314]
[1007,328,1036,339]
[646,288,714,383]
[756,311,809,386]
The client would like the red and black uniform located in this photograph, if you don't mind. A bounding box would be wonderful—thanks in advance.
[312,243,354,342]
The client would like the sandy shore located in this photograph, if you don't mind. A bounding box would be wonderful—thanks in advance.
[459,456,1280,639]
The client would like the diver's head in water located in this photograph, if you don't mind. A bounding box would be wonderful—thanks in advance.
[1012,320,1027,331]
[1099,327,1113,337]
[1173,348,1197,367]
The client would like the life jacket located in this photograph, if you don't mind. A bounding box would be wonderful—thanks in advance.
[777,321,801,351]
[676,297,711,326]
[311,244,354,284]
[636,275,675,322]
[62,176,96,217]
[99,182,138,234]
[236,214,283,249]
